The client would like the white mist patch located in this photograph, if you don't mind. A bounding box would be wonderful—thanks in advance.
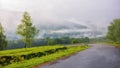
[50,29,92,34]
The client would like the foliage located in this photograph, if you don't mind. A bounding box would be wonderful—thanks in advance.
[107,19,120,43]
[6,40,24,50]
[90,37,107,43]
[4,45,89,68]
[16,12,38,48]
[5,37,90,50]
[0,23,7,50]
[33,37,90,46]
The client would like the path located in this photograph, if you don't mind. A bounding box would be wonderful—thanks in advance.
[41,44,120,68]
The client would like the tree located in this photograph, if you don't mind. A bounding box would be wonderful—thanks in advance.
[0,23,7,50]
[107,19,120,43]
[16,12,38,48]
[83,37,89,43]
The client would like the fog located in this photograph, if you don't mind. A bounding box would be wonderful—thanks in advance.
[0,0,120,39]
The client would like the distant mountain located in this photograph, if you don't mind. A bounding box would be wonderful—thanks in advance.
[38,21,87,30]
[37,22,105,38]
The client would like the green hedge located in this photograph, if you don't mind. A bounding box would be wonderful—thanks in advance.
[0,47,67,66]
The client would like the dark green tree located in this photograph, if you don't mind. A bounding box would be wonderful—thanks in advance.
[16,12,38,48]
[107,19,120,43]
[0,23,7,50]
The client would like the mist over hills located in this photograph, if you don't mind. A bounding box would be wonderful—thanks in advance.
[0,0,120,40]
[6,23,105,40]
[0,10,106,40]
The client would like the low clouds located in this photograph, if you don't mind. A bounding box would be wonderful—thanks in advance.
[0,0,120,34]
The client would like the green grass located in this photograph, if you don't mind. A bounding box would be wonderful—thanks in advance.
[110,43,120,46]
[3,45,89,68]
[101,42,120,46]
[0,45,63,56]
[0,45,66,66]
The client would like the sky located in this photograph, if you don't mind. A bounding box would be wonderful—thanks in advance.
[0,0,120,30]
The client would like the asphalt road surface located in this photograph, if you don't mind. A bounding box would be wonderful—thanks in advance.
[41,44,120,68]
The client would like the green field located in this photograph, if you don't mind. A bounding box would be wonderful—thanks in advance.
[0,45,89,68]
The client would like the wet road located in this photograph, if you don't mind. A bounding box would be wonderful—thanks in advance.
[41,44,120,68]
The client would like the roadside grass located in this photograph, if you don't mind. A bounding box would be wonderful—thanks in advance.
[103,42,120,46]
[110,43,120,46]
[90,41,120,47]
[0,45,63,56]
[96,42,120,49]
[0,45,67,66]
[110,43,120,49]
[4,45,89,68]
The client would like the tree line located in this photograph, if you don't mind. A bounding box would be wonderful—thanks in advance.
[6,37,89,50]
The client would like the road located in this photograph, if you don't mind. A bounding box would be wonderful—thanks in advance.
[41,44,120,68]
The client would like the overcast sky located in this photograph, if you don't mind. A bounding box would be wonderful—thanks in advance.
[0,0,120,29]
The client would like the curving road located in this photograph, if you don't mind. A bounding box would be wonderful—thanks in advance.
[41,44,120,68]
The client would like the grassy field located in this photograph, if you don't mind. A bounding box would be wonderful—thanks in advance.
[0,45,89,68]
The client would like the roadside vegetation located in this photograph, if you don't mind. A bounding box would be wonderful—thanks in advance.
[0,45,89,68]
[106,19,120,47]
[0,23,7,50]
[0,45,66,66]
